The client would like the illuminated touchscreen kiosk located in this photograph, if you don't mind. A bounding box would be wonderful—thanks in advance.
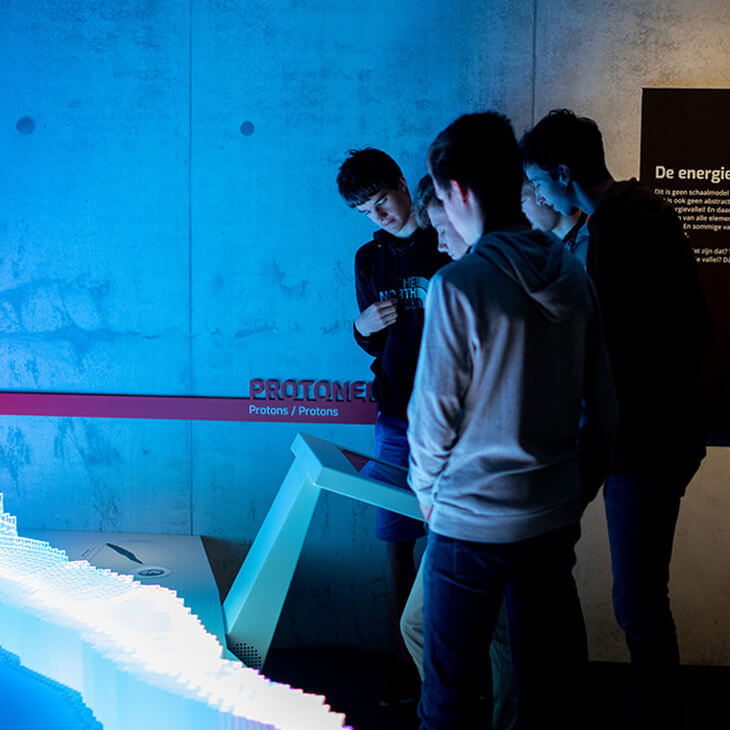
[224,432,420,667]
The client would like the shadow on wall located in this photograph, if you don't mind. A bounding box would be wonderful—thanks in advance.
[201,535,251,603]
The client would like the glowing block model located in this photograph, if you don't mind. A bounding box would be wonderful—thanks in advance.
[225,432,420,667]
[0,644,103,730]
[0,492,349,730]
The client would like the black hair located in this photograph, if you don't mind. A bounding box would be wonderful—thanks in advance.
[428,112,523,225]
[520,109,610,185]
[336,148,403,207]
[413,174,440,228]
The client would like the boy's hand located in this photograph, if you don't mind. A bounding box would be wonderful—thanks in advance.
[419,502,432,523]
[355,299,399,336]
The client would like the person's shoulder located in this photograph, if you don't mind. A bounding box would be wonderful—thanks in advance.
[425,263,466,307]
[411,225,437,245]
[408,226,451,269]
[561,244,592,282]
[428,255,499,316]
[354,235,382,265]
[435,249,488,289]
[593,179,670,225]
[410,225,442,253]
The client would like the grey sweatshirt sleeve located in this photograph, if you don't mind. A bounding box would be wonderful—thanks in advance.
[407,273,473,507]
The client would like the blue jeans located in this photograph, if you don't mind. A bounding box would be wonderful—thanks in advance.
[604,470,694,729]
[371,412,425,542]
[419,524,587,730]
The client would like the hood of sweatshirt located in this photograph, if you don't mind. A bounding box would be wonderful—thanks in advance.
[471,226,582,323]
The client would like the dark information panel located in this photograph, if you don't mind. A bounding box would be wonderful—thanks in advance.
[640,88,730,444]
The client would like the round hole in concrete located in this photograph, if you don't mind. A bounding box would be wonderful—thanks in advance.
[16,116,36,135]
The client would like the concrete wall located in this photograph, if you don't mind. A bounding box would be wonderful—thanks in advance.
[1,0,729,661]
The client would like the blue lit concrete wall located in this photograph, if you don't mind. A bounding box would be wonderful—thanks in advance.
[0,1,192,534]
[1,0,729,658]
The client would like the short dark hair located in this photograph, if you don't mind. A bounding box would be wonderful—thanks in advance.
[336,148,403,207]
[428,112,523,225]
[520,109,610,185]
[413,174,440,228]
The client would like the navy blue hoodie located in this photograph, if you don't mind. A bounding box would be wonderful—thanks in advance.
[354,226,450,421]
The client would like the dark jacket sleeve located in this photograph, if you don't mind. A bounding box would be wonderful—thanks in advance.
[353,245,387,356]
[578,282,619,506]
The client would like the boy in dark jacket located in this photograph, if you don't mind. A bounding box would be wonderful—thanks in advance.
[522,109,712,730]
[337,148,449,704]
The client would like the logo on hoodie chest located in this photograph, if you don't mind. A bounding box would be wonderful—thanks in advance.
[378,276,429,309]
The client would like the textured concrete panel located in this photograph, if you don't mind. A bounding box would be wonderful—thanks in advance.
[189,0,535,395]
[0,0,191,394]
[671,448,730,665]
[533,0,730,179]
[577,450,730,665]
[0,415,191,534]
[192,421,373,540]
[575,499,630,662]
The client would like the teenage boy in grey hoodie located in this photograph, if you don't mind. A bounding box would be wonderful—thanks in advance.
[407,112,617,730]
[402,175,515,730]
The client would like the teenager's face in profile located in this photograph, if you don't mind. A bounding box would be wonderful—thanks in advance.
[429,173,478,245]
[428,204,470,260]
[523,163,573,216]
[520,182,560,232]
[356,178,412,237]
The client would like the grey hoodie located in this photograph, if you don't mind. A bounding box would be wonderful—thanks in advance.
[407,227,617,543]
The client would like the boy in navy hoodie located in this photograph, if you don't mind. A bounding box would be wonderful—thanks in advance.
[337,148,449,704]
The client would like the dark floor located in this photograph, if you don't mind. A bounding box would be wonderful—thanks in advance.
[264,648,730,730]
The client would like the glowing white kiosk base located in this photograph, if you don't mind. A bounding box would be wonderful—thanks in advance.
[224,432,421,667]
[22,528,234,660]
